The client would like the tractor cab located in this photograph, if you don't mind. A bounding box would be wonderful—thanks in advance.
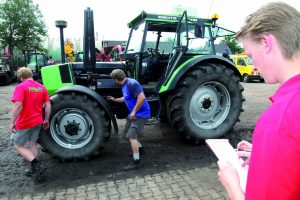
[120,11,235,87]
[27,51,47,80]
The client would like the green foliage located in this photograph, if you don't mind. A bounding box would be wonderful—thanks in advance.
[0,0,47,55]
[220,35,244,54]
[39,47,49,54]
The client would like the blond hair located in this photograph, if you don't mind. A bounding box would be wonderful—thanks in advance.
[17,67,33,79]
[236,2,300,59]
[110,69,126,81]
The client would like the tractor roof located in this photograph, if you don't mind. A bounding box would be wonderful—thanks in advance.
[128,11,213,31]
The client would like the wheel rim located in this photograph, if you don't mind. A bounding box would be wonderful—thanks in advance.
[189,81,231,129]
[50,108,94,149]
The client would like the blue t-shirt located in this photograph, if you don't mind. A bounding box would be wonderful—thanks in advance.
[122,78,150,118]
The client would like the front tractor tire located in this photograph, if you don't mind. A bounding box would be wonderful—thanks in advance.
[168,64,244,141]
[39,93,110,161]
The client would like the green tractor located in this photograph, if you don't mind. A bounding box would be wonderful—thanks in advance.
[40,8,244,161]
[27,51,48,80]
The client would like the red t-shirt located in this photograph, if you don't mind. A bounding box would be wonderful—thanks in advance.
[11,79,50,130]
[245,74,300,199]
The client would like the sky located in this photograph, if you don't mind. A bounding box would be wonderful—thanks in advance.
[34,0,300,42]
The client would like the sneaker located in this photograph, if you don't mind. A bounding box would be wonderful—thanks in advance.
[33,163,47,183]
[24,166,36,177]
[123,160,141,171]
[24,160,44,177]
[128,147,145,156]
[139,147,145,155]
[32,160,54,183]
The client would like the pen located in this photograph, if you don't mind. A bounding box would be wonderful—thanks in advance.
[235,148,251,152]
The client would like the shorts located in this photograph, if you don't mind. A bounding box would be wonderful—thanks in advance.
[123,117,148,139]
[11,124,42,146]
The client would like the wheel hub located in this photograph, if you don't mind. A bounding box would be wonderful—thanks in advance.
[58,112,88,140]
[189,82,231,129]
[201,97,213,111]
[64,121,80,136]
[191,86,219,120]
[50,108,94,149]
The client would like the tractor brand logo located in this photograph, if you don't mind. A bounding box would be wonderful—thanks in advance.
[157,15,199,23]
[158,16,178,20]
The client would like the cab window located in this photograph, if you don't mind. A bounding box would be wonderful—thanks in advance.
[237,58,246,66]
[245,57,253,65]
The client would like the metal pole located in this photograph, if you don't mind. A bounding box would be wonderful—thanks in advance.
[55,20,67,63]
[59,28,65,63]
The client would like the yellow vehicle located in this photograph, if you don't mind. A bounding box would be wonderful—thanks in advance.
[230,55,264,83]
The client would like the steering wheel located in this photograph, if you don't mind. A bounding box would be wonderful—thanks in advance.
[148,48,162,57]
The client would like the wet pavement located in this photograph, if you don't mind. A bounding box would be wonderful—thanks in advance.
[0,82,279,200]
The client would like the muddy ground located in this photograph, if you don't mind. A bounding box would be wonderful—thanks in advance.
[0,82,279,197]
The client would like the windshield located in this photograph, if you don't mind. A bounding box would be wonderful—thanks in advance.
[245,56,253,65]
[126,23,145,53]
[127,22,176,54]
[28,54,44,65]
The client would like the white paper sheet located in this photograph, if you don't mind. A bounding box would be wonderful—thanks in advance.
[206,139,248,193]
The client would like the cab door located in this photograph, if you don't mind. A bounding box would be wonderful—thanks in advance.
[160,11,189,89]
[236,57,247,76]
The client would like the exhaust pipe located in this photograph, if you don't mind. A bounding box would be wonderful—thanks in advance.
[83,7,96,74]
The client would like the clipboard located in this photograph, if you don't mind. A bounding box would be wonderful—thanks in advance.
[205,139,248,193]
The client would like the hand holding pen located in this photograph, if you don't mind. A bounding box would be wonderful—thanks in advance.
[236,140,252,167]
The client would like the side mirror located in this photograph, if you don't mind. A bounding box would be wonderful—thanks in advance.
[195,21,205,38]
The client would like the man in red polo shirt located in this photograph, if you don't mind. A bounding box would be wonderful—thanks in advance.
[10,67,51,182]
[217,2,300,200]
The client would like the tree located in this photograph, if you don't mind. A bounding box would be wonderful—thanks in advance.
[0,0,47,57]
[220,35,244,54]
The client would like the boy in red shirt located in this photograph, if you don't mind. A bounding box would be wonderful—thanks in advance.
[217,2,300,199]
[10,67,51,182]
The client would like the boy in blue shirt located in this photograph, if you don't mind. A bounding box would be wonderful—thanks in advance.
[108,69,150,170]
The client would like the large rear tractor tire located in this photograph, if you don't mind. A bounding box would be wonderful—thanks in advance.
[168,63,244,141]
[39,93,110,161]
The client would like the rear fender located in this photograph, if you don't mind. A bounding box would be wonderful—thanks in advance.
[54,85,118,134]
[159,55,241,93]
